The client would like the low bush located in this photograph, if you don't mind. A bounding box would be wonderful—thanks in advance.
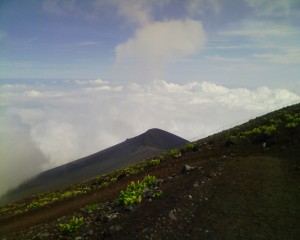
[150,159,160,166]
[117,175,161,207]
[169,149,180,156]
[84,204,99,213]
[185,142,198,151]
[59,216,84,234]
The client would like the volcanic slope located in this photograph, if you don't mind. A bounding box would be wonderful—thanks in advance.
[1,128,188,205]
[0,103,299,240]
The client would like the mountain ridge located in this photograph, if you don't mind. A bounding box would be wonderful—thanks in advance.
[1,128,188,205]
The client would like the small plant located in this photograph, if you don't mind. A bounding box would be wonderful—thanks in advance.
[143,175,158,187]
[26,201,47,210]
[270,118,282,125]
[284,113,300,128]
[117,181,144,206]
[227,135,237,141]
[60,189,86,199]
[169,149,180,156]
[150,158,160,166]
[14,209,23,215]
[59,216,84,234]
[153,191,163,198]
[117,175,161,207]
[286,122,298,128]
[125,166,145,176]
[185,142,198,151]
[84,204,99,213]
[110,177,118,183]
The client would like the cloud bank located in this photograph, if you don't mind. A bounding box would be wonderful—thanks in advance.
[1,79,299,196]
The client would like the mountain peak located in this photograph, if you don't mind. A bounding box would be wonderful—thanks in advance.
[141,128,188,150]
[2,128,188,204]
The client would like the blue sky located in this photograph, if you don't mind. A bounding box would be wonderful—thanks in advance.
[0,0,300,195]
[0,0,299,89]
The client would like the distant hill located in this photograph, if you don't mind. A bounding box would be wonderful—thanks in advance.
[2,128,188,204]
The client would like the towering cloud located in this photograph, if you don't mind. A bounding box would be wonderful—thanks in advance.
[114,19,206,82]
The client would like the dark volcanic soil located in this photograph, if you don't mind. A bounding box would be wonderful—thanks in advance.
[1,104,300,240]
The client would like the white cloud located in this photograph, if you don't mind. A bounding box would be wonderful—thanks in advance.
[25,90,42,97]
[83,85,123,92]
[75,78,109,85]
[92,79,109,84]
[0,84,28,90]
[114,19,206,82]
[31,120,80,168]
[0,116,48,197]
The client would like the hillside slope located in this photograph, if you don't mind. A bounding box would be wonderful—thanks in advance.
[0,103,299,240]
[1,128,188,205]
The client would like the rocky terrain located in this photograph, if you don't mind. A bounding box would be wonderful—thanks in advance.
[0,103,299,240]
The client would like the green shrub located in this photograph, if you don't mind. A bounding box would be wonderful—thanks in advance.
[59,216,84,234]
[239,124,278,139]
[263,124,277,134]
[284,113,300,128]
[169,149,180,156]
[228,135,237,141]
[26,201,47,210]
[286,122,299,128]
[143,175,158,187]
[60,190,85,199]
[117,175,160,207]
[270,118,282,125]
[84,204,99,213]
[117,181,144,206]
[185,142,198,151]
[150,159,160,166]
[110,177,118,183]
[14,209,23,215]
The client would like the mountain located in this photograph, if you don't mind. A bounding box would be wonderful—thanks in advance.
[2,128,188,204]
[0,103,299,239]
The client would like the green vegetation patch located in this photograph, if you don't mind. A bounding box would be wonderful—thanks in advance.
[84,203,100,213]
[285,113,300,128]
[150,158,161,166]
[168,149,180,156]
[185,142,198,151]
[224,110,300,143]
[117,175,162,207]
[59,216,84,235]
[6,156,164,215]
[21,186,93,213]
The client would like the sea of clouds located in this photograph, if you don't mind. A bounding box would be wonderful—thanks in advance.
[0,78,299,196]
